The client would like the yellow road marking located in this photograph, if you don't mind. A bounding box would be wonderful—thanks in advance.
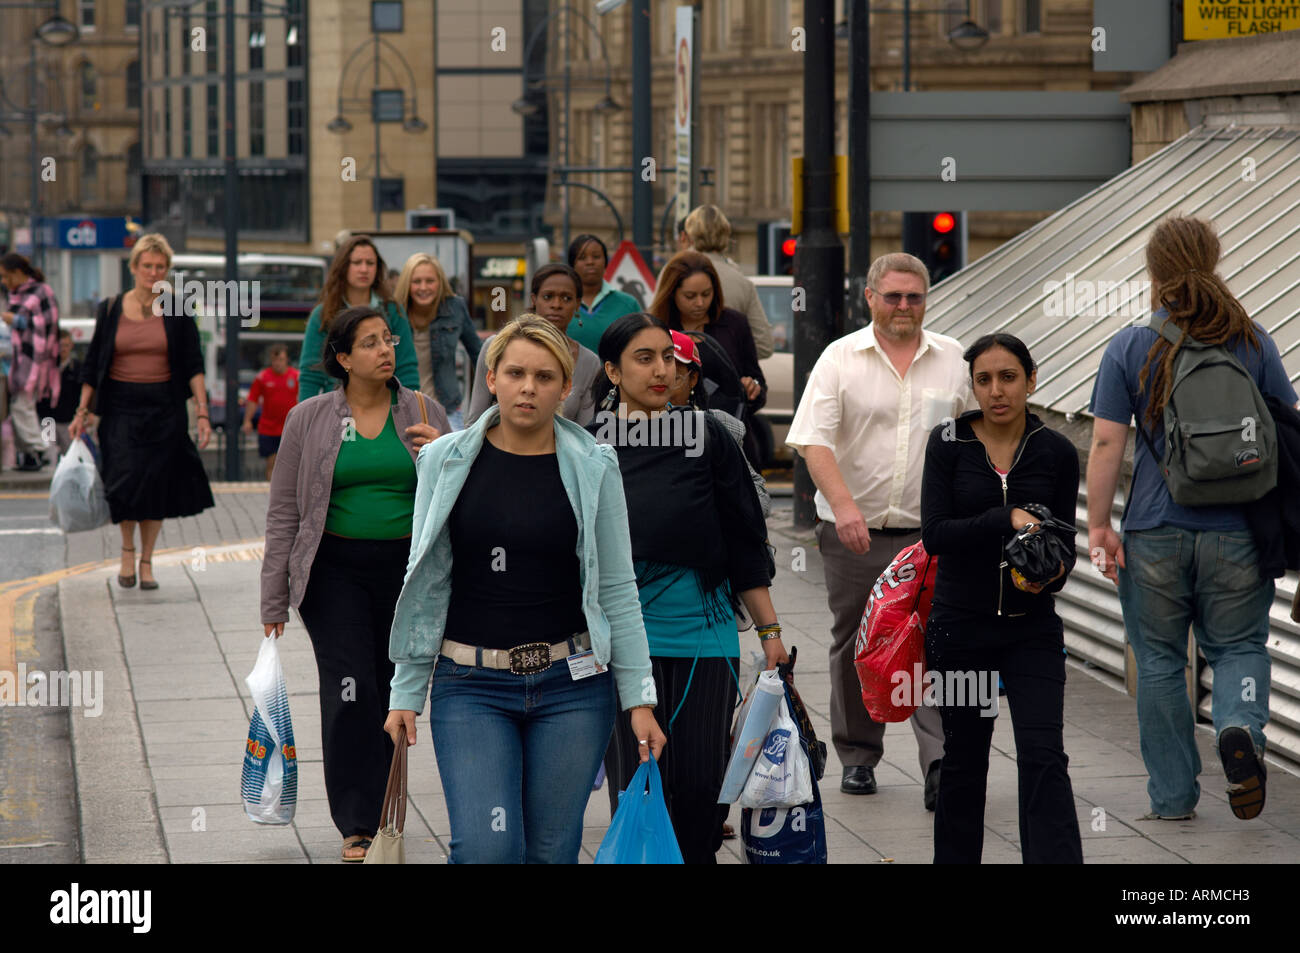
[0,484,267,500]
[0,538,265,675]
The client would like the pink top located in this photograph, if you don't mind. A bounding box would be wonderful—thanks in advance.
[993,466,1008,476]
[109,315,171,383]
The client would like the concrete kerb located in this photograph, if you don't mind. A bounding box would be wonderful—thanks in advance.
[57,569,168,864]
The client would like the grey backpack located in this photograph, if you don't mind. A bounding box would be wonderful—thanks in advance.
[1136,319,1277,506]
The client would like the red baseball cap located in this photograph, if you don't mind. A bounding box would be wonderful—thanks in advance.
[671,330,702,367]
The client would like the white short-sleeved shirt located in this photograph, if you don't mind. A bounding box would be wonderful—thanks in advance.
[785,324,976,526]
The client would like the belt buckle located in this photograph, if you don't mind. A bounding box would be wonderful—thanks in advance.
[508,642,552,675]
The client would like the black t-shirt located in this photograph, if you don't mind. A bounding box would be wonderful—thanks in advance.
[442,439,587,650]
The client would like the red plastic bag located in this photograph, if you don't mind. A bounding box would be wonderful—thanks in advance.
[853,541,936,722]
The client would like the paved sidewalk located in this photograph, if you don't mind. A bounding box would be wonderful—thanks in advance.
[52,493,1300,863]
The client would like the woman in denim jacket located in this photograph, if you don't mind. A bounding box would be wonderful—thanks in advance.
[394,253,481,430]
[384,316,665,864]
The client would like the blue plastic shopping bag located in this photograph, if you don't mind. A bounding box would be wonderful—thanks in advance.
[241,636,298,824]
[594,758,684,864]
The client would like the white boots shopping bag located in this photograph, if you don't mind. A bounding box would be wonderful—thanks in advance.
[241,636,299,824]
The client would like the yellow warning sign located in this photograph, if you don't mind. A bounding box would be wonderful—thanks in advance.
[1184,1,1300,39]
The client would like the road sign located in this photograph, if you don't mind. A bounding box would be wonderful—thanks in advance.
[674,6,697,228]
[604,240,656,310]
[1185,1,1300,39]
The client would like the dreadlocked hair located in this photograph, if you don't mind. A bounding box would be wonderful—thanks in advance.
[1137,216,1259,431]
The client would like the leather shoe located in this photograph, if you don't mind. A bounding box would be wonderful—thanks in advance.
[924,759,942,811]
[841,765,877,795]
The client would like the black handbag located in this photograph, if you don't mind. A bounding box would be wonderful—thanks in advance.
[1003,502,1076,587]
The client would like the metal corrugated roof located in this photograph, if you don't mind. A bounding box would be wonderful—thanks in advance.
[923,124,1300,418]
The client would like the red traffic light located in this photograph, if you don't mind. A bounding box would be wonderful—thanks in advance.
[781,237,798,257]
[932,212,956,234]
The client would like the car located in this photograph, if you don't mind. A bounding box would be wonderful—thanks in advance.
[753,276,795,465]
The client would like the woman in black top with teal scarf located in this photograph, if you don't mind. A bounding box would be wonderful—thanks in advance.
[590,312,786,864]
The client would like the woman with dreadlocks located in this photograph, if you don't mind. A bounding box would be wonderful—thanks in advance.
[1087,216,1294,824]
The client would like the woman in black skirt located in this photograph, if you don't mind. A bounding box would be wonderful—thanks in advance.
[68,233,214,589]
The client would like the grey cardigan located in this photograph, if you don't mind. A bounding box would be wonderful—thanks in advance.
[260,384,450,623]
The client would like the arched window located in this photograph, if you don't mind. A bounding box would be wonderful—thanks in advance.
[126,60,140,109]
[79,61,97,111]
[81,144,98,202]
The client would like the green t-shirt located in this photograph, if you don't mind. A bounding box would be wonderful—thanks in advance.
[565,282,641,354]
[325,398,416,539]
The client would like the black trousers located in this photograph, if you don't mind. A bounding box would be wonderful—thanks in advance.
[925,604,1084,864]
[605,656,739,865]
[297,533,407,838]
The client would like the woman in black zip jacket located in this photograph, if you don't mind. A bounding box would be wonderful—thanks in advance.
[920,333,1084,864]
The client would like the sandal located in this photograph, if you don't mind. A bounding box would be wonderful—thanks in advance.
[342,835,372,863]
[139,557,159,591]
[117,546,136,588]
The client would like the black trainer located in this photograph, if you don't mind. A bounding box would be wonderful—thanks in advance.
[1218,726,1266,820]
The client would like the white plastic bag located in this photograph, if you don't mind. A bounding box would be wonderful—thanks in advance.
[48,438,110,533]
[737,695,814,809]
[718,669,785,804]
[241,636,299,824]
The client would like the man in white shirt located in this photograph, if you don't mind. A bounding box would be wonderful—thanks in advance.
[787,252,975,806]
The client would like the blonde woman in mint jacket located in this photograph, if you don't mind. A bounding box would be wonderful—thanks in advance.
[385,316,665,864]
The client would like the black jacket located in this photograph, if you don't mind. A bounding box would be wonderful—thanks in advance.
[921,409,1080,618]
[81,294,205,413]
[1244,394,1300,578]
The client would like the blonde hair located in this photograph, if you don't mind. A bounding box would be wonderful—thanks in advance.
[394,252,451,319]
[866,252,931,294]
[128,233,174,272]
[485,314,575,384]
[683,204,732,253]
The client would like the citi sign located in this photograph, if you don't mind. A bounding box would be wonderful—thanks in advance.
[65,220,98,246]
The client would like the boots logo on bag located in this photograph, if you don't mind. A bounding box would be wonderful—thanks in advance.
[761,729,791,765]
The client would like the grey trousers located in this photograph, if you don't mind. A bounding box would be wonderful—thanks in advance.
[817,521,945,774]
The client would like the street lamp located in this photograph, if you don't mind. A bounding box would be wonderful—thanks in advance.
[327,34,429,231]
[512,5,623,251]
[0,2,79,269]
[838,3,990,89]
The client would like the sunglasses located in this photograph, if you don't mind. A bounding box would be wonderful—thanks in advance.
[871,290,927,307]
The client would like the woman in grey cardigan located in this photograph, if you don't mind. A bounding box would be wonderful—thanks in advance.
[260,305,448,863]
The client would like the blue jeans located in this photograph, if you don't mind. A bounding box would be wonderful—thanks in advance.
[446,408,465,432]
[1118,527,1273,816]
[428,654,616,863]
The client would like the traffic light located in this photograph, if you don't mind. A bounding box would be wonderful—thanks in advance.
[406,207,456,231]
[759,221,795,275]
[902,211,965,284]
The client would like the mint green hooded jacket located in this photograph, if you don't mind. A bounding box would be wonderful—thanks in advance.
[387,405,657,713]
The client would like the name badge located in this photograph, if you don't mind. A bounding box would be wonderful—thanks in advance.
[566,650,606,681]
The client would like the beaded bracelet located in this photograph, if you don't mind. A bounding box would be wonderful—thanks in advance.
[756,623,783,642]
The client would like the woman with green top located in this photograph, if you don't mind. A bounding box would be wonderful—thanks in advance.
[260,305,448,863]
[297,235,420,400]
[565,234,641,354]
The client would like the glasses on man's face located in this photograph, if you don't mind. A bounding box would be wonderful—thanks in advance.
[356,334,398,351]
[872,290,926,307]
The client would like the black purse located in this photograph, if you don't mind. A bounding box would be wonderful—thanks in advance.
[1004,502,1076,588]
